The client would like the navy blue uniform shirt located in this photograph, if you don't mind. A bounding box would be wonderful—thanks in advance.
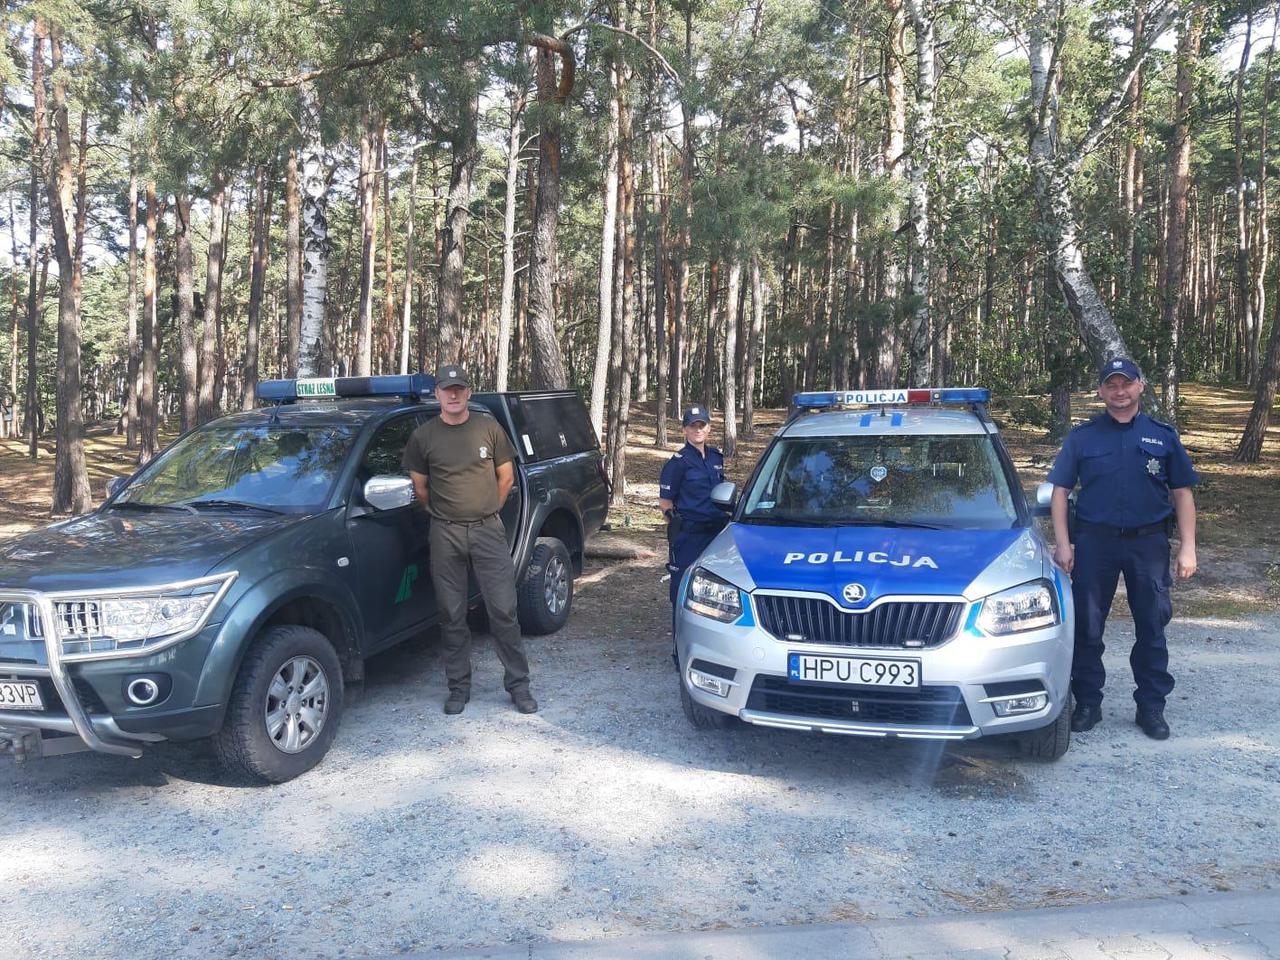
[659,443,726,522]
[1048,411,1198,527]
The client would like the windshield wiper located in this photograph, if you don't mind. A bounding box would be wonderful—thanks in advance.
[186,499,287,515]
[841,518,945,530]
[109,501,198,516]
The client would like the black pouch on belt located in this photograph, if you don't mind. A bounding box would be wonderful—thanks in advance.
[667,513,683,541]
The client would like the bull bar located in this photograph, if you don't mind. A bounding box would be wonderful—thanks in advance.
[0,589,161,759]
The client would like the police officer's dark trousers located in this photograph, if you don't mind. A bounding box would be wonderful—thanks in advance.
[1071,523,1174,710]
[428,514,531,697]
[667,517,725,640]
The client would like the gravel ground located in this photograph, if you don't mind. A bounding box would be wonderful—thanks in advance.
[1,555,1278,960]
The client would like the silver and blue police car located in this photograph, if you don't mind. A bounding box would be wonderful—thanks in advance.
[674,388,1074,759]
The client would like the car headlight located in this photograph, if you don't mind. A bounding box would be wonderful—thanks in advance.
[51,573,238,661]
[976,579,1059,635]
[684,567,743,623]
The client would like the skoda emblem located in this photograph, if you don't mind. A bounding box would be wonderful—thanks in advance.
[870,465,888,483]
[842,582,867,604]
[1146,457,1161,476]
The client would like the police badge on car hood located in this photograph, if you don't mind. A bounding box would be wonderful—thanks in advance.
[699,524,1041,606]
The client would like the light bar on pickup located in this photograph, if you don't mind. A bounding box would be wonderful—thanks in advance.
[256,373,437,403]
[793,388,991,410]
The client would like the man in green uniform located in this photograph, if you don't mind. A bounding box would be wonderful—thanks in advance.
[403,364,537,715]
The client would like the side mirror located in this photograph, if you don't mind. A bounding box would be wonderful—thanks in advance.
[1032,481,1054,518]
[106,476,128,499]
[363,475,414,512]
[710,481,737,510]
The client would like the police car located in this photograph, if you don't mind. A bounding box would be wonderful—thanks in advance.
[673,388,1074,759]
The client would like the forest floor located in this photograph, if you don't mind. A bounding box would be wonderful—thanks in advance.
[1,383,1277,618]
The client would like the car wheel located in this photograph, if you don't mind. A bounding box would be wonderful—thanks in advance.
[679,675,732,730]
[517,537,573,635]
[213,625,345,784]
[1018,697,1071,761]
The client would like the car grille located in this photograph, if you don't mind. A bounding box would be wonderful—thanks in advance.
[54,601,101,638]
[754,595,964,649]
[747,675,971,726]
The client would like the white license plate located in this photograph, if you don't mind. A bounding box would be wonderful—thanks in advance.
[0,679,44,711]
[787,653,920,688]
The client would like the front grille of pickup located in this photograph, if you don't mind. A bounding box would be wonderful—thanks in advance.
[55,600,102,638]
[747,675,971,726]
[754,595,963,649]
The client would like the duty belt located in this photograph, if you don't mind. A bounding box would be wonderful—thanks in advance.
[1076,518,1170,538]
[676,517,726,534]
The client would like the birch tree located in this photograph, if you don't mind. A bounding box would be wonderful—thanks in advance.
[1026,0,1172,369]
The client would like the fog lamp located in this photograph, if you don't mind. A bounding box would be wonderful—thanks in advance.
[688,669,731,698]
[991,693,1049,717]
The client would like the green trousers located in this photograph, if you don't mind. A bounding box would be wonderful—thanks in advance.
[428,513,530,696]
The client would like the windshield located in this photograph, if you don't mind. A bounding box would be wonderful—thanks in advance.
[115,424,359,514]
[740,433,1018,528]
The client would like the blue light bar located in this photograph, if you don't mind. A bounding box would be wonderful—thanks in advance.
[256,373,437,403]
[793,387,991,410]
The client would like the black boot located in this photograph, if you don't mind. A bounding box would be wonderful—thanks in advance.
[1070,702,1102,732]
[1135,706,1170,740]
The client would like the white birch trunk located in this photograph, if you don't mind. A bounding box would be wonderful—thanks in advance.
[590,59,621,440]
[298,82,330,377]
[496,88,525,391]
[399,156,418,375]
[905,0,933,387]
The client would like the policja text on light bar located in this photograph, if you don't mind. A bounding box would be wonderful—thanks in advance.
[793,387,991,410]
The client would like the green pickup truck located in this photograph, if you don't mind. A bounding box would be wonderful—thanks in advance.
[0,374,608,782]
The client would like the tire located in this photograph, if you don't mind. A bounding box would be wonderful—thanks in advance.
[1018,697,1072,761]
[517,537,573,635]
[213,625,345,784]
[679,674,732,730]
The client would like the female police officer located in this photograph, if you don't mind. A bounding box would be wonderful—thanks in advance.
[1048,358,1198,741]
[658,407,730,643]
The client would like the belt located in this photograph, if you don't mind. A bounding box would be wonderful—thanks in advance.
[1075,518,1169,538]
[677,517,726,534]
[432,513,499,526]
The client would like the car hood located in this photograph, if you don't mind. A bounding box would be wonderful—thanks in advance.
[0,510,305,592]
[701,523,1045,606]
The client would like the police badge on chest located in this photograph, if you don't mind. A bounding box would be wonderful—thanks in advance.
[1146,457,1161,476]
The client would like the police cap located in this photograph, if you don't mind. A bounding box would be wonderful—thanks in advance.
[1099,357,1142,384]
[682,406,711,427]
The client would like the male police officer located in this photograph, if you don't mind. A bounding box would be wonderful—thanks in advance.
[1048,358,1198,740]
[659,407,729,642]
[403,364,537,716]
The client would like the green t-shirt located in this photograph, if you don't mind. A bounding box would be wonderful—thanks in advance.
[401,413,516,521]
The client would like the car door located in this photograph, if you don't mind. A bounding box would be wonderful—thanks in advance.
[347,412,435,652]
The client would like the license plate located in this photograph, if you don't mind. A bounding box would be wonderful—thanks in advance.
[0,680,44,710]
[787,653,920,688]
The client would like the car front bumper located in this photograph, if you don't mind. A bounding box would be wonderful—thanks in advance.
[675,595,1073,741]
[0,588,225,760]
